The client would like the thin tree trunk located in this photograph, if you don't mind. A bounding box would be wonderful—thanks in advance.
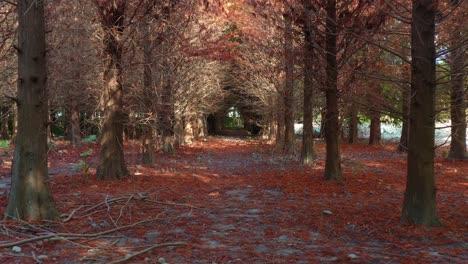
[9,103,17,143]
[96,1,128,180]
[398,86,410,152]
[369,110,381,145]
[448,38,466,160]
[69,100,81,146]
[283,10,296,154]
[324,0,342,181]
[141,18,155,164]
[160,71,175,153]
[125,111,137,140]
[347,106,358,143]
[1,106,10,140]
[319,107,326,138]
[301,0,315,164]
[401,0,440,226]
[5,0,59,220]
[276,92,285,150]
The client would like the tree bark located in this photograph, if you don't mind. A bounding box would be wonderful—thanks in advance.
[276,92,285,150]
[96,1,128,180]
[1,106,10,140]
[5,0,59,220]
[301,0,315,164]
[398,86,410,152]
[324,0,342,180]
[347,105,358,143]
[369,110,381,145]
[401,0,440,226]
[448,38,466,160]
[69,100,81,146]
[141,18,155,164]
[283,10,296,154]
[319,107,326,138]
[160,70,175,153]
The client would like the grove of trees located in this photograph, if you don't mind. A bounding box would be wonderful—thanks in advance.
[0,0,466,229]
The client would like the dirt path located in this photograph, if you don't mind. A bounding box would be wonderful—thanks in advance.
[0,137,466,263]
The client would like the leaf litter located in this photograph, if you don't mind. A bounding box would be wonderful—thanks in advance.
[0,137,466,263]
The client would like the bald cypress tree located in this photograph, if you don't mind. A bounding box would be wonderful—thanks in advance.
[5,0,59,220]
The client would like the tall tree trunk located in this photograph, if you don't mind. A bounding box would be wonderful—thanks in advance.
[448,38,466,160]
[301,0,315,164]
[141,18,155,164]
[324,0,342,180]
[69,100,81,146]
[401,0,440,226]
[5,0,59,220]
[369,110,381,145]
[398,86,410,152]
[96,1,128,180]
[347,105,358,143]
[283,10,296,154]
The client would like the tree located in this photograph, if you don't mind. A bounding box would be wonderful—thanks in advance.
[141,12,156,164]
[301,0,315,164]
[447,32,466,160]
[401,0,440,226]
[283,8,296,154]
[323,0,342,180]
[95,0,129,180]
[5,0,59,220]
[398,85,410,152]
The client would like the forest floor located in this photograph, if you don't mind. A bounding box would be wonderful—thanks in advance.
[0,137,466,263]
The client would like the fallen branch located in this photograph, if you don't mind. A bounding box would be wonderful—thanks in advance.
[0,217,163,248]
[61,205,85,223]
[78,193,148,217]
[108,242,187,264]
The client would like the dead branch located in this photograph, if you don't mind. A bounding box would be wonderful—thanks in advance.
[0,217,163,248]
[108,242,187,264]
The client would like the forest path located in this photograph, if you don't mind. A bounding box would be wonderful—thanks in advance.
[0,137,466,263]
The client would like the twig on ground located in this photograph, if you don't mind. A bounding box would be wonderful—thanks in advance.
[0,217,164,248]
[116,194,136,225]
[108,242,187,264]
[61,205,85,223]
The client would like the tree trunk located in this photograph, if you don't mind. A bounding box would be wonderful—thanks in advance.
[401,0,440,226]
[369,110,381,145]
[125,111,137,140]
[276,93,285,150]
[324,0,342,181]
[184,115,194,145]
[1,106,10,140]
[301,0,315,164]
[448,38,466,160]
[9,103,17,143]
[319,107,326,138]
[69,100,81,146]
[160,72,175,153]
[141,18,155,164]
[347,106,358,143]
[283,10,296,154]
[5,0,59,220]
[96,1,128,180]
[398,86,410,152]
